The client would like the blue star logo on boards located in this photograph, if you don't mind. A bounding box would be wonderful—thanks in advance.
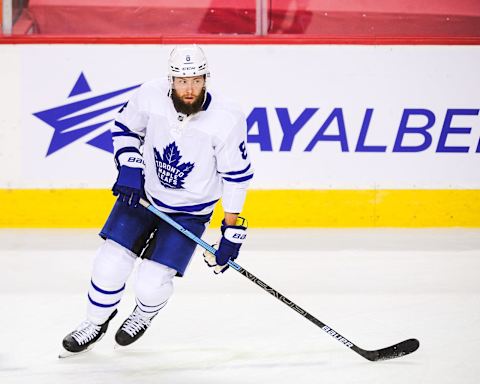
[154,142,195,189]
[33,72,140,156]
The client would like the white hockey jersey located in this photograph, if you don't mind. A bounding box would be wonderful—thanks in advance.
[112,78,253,215]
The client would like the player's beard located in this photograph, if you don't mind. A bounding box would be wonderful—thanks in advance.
[171,88,206,116]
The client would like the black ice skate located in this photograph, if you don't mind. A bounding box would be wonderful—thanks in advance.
[115,306,154,347]
[59,309,118,358]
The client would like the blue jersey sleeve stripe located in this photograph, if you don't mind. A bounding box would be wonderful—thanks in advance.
[151,196,219,213]
[222,174,254,183]
[91,280,125,295]
[222,163,251,176]
[114,120,131,132]
[112,131,142,140]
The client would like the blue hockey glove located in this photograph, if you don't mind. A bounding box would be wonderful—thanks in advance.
[203,217,247,274]
[112,166,144,207]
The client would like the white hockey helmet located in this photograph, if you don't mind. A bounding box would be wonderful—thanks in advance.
[168,44,210,80]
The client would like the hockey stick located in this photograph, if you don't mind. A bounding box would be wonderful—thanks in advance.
[139,198,419,361]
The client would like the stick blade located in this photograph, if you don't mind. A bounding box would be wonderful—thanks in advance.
[361,338,420,361]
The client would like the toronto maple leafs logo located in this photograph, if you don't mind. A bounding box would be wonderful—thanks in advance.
[154,142,195,189]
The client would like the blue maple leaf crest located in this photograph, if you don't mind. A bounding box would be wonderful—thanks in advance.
[154,142,195,189]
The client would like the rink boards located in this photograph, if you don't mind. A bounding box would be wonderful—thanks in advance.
[0,44,479,227]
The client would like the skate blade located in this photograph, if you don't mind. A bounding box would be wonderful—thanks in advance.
[58,345,93,359]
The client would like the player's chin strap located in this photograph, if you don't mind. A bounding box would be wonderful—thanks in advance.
[138,198,419,362]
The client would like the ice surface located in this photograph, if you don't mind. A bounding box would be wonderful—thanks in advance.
[0,228,479,384]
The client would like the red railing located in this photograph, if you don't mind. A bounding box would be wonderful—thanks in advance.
[1,0,480,43]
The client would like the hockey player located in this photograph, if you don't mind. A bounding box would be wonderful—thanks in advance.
[60,45,253,357]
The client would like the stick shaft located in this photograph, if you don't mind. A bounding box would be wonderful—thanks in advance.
[140,199,360,352]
